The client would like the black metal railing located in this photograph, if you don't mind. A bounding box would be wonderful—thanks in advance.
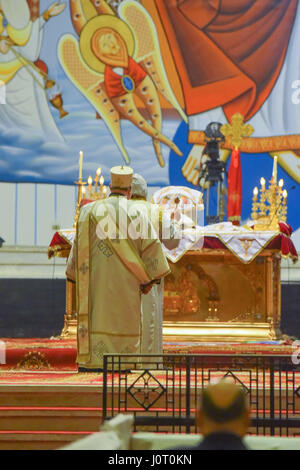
[102,354,300,436]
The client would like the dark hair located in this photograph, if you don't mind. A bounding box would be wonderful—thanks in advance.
[201,388,247,423]
[131,194,146,201]
[110,186,131,191]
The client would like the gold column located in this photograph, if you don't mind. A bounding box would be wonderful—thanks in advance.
[265,253,282,339]
[60,279,77,337]
[273,253,282,335]
[266,255,274,323]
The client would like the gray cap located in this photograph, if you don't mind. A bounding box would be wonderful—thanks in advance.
[131,173,148,199]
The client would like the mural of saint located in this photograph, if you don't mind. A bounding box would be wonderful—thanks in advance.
[150,0,300,184]
[58,0,186,167]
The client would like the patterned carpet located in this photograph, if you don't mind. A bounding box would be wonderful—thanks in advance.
[0,337,295,373]
[0,369,298,389]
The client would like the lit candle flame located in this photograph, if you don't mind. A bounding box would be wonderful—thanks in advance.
[253,187,258,197]
[260,177,265,188]
[283,189,287,199]
[88,176,93,194]
[279,179,284,188]
[96,167,101,176]
[100,175,104,186]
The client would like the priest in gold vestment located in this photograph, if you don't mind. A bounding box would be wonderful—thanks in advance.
[67,166,170,371]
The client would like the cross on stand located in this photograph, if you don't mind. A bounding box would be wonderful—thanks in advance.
[221,113,254,150]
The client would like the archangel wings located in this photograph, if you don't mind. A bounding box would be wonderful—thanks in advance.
[58,1,186,166]
[119,0,187,123]
[58,34,130,164]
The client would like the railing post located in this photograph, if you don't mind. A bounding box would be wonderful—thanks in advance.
[102,354,108,422]
[186,355,191,434]
[269,357,275,436]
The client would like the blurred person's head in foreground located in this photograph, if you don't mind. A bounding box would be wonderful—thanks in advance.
[197,380,250,438]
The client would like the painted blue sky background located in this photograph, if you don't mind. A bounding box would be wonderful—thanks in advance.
[0,1,299,233]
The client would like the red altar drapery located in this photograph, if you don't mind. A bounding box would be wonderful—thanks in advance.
[155,0,298,119]
[49,223,298,263]
[227,148,242,222]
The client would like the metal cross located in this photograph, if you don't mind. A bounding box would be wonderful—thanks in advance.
[221,113,254,150]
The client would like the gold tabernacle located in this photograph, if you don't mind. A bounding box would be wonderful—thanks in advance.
[163,249,282,342]
[57,245,282,342]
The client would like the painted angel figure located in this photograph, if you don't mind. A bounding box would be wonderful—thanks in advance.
[58,0,187,167]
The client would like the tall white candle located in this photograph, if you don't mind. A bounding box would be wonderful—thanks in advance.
[272,155,278,182]
[79,151,83,180]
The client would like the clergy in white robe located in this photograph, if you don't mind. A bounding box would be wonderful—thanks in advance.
[67,166,170,371]
[131,173,180,356]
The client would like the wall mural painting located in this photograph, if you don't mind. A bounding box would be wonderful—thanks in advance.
[0,0,300,230]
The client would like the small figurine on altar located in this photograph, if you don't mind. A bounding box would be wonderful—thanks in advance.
[163,275,182,316]
[179,269,201,315]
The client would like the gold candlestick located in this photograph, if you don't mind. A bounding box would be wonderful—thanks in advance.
[94,167,101,185]
[88,176,93,197]
[73,179,87,227]
[251,187,259,220]
[259,178,267,216]
[251,162,288,230]
[279,189,288,222]
[99,175,105,198]
[79,151,83,181]
[272,155,278,183]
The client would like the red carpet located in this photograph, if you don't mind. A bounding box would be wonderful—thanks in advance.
[0,338,77,371]
[0,338,295,372]
[0,370,298,388]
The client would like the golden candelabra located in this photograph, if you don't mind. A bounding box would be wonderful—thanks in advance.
[251,156,287,231]
[87,167,108,200]
[73,179,87,227]
[73,156,109,227]
[73,151,86,227]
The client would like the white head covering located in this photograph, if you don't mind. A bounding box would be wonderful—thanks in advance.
[1,0,30,30]
[110,165,133,189]
[131,173,148,199]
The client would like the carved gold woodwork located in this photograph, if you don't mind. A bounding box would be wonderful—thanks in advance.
[57,244,282,342]
[60,278,78,338]
[164,256,220,323]
[163,249,282,342]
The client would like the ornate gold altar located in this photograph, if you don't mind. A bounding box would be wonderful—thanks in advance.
[48,155,298,342]
[49,238,284,341]
[163,248,282,342]
[48,123,297,343]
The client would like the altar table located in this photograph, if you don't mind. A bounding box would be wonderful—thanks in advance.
[49,226,297,342]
